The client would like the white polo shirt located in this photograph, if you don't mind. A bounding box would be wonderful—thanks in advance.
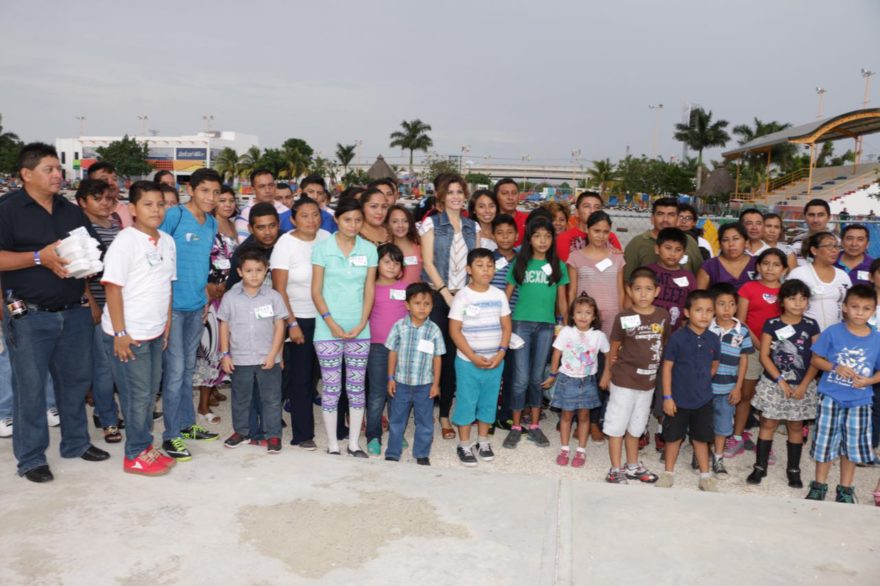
[101,226,177,340]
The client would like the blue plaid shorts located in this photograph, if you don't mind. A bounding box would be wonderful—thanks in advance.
[810,395,874,464]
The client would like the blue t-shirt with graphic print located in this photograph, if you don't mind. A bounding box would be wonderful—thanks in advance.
[812,322,880,407]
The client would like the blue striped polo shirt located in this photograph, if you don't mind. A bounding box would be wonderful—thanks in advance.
[709,318,754,395]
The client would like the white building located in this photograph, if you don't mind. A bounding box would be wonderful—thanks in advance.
[55,131,259,182]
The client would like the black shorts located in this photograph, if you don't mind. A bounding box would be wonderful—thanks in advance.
[662,400,714,443]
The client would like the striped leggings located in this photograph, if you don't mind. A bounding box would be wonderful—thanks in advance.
[314,339,370,411]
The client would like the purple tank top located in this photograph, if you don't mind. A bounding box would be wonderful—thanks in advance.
[703,255,757,290]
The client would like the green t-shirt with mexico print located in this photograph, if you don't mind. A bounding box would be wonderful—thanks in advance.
[311,234,378,341]
[506,258,570,323]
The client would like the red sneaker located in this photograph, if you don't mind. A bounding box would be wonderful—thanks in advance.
[148,445,176,468]
[638,431,650,449]
[654,433,666,452]
[124,448,171,476]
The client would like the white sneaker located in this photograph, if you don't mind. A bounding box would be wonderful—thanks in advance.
[46,407,60,427]
[0,417,12,438]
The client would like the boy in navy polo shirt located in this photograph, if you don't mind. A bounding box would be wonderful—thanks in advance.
[657,290,721,491]
[807,284,880,503]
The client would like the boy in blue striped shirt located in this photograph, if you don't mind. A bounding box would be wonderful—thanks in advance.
[708,283,754,476]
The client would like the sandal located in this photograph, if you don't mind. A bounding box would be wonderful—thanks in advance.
[441,427,456,440]
[212,389,227,402]
[103,425,122,444]
[198,411,221,425]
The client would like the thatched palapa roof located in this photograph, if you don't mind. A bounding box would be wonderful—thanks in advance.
[367,155,396,180]
[696,167,735,197]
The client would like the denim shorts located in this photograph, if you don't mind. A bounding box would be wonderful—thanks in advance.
[713,394,735,437]
[550,373,601,411]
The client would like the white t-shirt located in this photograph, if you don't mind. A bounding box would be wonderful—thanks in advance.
[788,264,851,331]
[101,227,177,340]
[269,230,331,319]
[448,285,510,361]
[552,326,610,378]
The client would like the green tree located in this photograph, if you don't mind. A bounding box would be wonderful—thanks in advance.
[280,138,314,180]
[237,146,263,180]
[256,148,288,178]
[309,156,337,181]
[465,172,492,186]
[94,135,152,178]
[732,118,797,174]
[673,108,730,190]
[0,114,23,175]
[342,168,371,186]
[389,119,433,176]
[335,143,357,175]
[422,152,458,183]
[586,158,617,196]
[213,147,239,183]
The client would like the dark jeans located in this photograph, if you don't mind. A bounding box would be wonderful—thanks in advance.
[231,364,283,439]
[283,318,317,444]
[4,306,93,475]
[92,324,119,427]
[386,383,434,460]
[366,343,390,443]
[104,334,162,459]
[497,349,515,422]
[430,291,456,419]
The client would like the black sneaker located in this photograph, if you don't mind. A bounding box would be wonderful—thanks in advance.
[503,428,522,449]
[417,457,431,466]
[457,445,478,467]
[805,481,828,501]
[712,455,729,477]
[835,485,857,504]
[224,432,247,448]
[527,427,550,447]
[267,438,282,454]
[295,439,317,451]
[152,411,163,420]
[477,443,495,461]
[495,418,513,431]
[385,456,399,462]
[180,425,219,441]
[162,438,192,461]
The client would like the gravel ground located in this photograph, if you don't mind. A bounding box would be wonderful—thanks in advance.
[196,385,880,507]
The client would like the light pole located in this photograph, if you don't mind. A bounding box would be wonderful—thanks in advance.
[459,145,470,174]
[856,69,875,167]
[137,115,148,136]
[74,115,86,136]
[202,114,214,132]
[649,104,663,158]
[815,87,827,119]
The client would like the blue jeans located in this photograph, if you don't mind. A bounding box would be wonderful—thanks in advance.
[162,309,202,440]
[511,321,554,412]
[872,383,880,448]
[4,307,93,475]
[231,364,282,439]
[92,324,118,427]
[0,354,55,419]
[366,343,390,443]
[386,383,434,460]
[104,334,163,459]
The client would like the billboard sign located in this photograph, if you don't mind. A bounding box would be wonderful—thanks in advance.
[176,148,207,160]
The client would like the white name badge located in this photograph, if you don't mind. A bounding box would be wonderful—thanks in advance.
[620,314,641,329]
[495,257,509,270]
[812,285,825,295]
[185,232,200,242]
[349,255,368,267]
[679,254,689,265]
[390,289,406,301]
[146,251,162,267]
[254,304,275,319]
[466,304,481,317]
[775,324,796,340]
[595,258,613,272]
[636,368,657,376]
[858,270,870,282]
[672,276,690,287]
[417,339,434,354]
[541,263,553,275]
[403,255,418,266]
[213,258,231,270]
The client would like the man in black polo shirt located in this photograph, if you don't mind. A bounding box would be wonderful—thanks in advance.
[0,143,110,483]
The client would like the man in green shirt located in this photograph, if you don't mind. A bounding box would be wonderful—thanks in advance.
[624,197,704,280]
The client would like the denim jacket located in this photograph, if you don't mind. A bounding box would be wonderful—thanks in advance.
[422,211,478,283]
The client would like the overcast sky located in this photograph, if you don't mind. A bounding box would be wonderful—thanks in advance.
[2,0,878,167]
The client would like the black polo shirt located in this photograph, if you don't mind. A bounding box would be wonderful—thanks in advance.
[0,188,94,308]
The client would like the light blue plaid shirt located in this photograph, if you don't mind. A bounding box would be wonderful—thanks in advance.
[385,315,446,386]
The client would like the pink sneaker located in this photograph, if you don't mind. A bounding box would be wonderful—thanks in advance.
[571,451,586,468]
[723,435,745,458]
[556,449,570,466]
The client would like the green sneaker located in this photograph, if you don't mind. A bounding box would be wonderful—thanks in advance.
[367,438,381,456]
[162,438,192,461]
[835,485,857,504]
[805,481,828,501]
[181,425,219,441]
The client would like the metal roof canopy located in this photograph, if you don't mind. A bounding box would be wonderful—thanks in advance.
[722,108,880,159]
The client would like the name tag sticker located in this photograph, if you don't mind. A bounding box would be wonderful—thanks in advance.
[672,276,690,287]
[417,339,434,354]
[541,263,553,275]
[775,324,796,340]
[495,257,509,270]
[390,289,406,300]
[620,314,641,330]
[466,304,481,317]
[679,254,689,265]
[349,255,368,267]
[213,258,231,270]
[858,270,870,281]
[185,232,199,242]
[403,255,418,266]
[146,251,162,267]
[254,304,275,319]
[812,285,825,295]
[595,258,613,272]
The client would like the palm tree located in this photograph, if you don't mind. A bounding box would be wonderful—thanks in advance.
[389,119,433,176]
[732,118,795,173]
[237,146,263,180]
[336,143,356,175]
[213,147,239,183]
[586,158,616,196]
[673,108,730,189]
